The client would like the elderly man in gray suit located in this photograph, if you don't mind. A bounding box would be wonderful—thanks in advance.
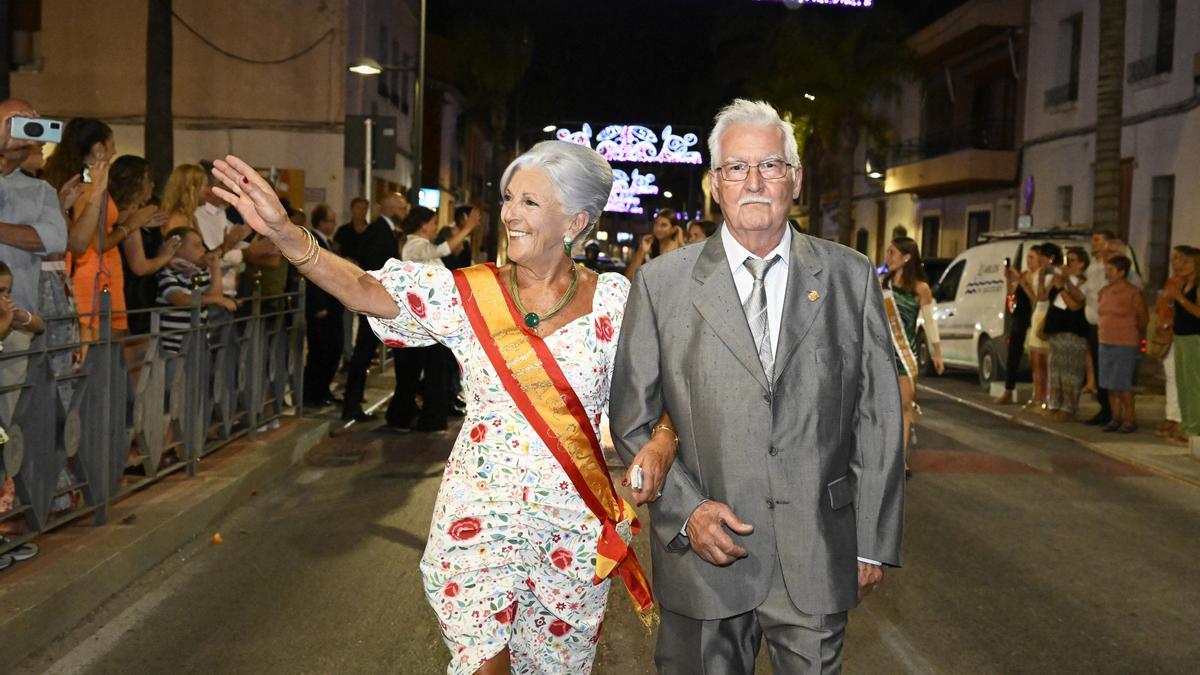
[611,99,904,674]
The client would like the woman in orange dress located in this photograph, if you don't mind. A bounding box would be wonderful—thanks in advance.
[44,119,140,341]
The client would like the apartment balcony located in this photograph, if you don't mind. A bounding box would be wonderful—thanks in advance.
[884,124,1018,196]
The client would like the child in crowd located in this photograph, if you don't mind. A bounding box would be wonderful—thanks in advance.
[155,228,237,354]
[0,261,46,570]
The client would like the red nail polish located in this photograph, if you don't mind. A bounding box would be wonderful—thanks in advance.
[242,177,249,184]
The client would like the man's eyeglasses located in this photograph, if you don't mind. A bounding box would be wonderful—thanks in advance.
[714,159,795,182]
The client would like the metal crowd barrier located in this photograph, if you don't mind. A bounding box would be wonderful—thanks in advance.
[0,282,306,556]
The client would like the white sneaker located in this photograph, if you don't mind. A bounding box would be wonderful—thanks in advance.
[0,536,37,562]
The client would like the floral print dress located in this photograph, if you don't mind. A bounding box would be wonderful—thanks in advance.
[366,261,630,675]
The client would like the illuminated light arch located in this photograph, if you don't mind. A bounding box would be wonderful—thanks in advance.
[605,169,659,214]
[555,123,703,165]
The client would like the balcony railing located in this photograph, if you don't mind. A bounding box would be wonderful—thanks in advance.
[1128,48,1173,83]
[888,122,1016,168]
[1043,81,1079,108]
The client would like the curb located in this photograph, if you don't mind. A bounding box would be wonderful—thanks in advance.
[0,417,330,671]
[916,384,1200,490]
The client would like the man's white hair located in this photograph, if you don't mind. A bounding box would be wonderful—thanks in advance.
[707,99,801,171]
[500,140,613,239]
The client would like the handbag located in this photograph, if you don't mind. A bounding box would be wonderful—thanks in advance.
[1147,278,1181,359]
[1146,320,1173,359]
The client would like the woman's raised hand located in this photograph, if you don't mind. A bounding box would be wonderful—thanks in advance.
[211,156,289,240]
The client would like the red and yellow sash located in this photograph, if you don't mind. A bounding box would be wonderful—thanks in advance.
[452,264,656,622]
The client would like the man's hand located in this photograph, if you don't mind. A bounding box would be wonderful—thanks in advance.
[638,234,653,255]
[685,500,754,566]
[857,562,883,602]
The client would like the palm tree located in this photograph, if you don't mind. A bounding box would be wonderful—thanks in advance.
[746,10,917,244]
[1092,0,1126,235]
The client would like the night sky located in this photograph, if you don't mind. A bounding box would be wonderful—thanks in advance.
[430,0,969,130]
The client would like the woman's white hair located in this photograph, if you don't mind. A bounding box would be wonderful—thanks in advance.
[500,140,613,239]
[707,99,801,171]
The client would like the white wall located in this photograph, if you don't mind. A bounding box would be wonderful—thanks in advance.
[110,124,345,222]
[1022,0,1200,269]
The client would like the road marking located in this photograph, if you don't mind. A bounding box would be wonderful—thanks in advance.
[43,564,204,674]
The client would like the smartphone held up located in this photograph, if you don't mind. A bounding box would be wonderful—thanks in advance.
[8,116,64,144]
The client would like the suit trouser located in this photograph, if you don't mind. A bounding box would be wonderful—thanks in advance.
[656,557,848,675]
[1086,324,1113,418]
[341,317,379,417]
[387,344,449,430]
[304,312,343,401]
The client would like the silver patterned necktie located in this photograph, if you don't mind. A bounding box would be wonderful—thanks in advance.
[743,255,781,381]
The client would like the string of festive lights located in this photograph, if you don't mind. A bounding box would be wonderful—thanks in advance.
[556,123,703,165]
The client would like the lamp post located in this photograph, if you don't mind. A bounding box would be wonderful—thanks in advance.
[347,57,420,204]
[347,0,426,197]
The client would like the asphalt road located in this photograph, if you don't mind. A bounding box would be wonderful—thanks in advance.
[17,388,1200,674]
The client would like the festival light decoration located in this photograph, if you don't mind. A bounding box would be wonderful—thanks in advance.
[781,0,873,6]
[556,123,703,165]
[605,168,659,214]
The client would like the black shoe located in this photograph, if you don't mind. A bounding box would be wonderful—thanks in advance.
[1101,421,1122,433]
[327,394,344,405]
[1085,413,1111,426]
[304,398,331,408]
[341,410,376,423]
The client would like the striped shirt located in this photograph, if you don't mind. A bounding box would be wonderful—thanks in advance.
[156,266,211,353]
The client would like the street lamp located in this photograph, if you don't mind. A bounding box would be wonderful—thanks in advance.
[663,191,674,199]
[347,0,426,200]
[347,57,384,75]
[542,124,557,133]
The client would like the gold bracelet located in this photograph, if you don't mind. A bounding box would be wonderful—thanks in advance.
[651,424,678,448]
[283,226,319,267]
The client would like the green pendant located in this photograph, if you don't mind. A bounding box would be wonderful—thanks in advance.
[524,312,540,329]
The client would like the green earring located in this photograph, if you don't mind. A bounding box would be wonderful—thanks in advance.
[564,235,573,255]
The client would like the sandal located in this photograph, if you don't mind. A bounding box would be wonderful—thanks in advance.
[1118,423,1138,434]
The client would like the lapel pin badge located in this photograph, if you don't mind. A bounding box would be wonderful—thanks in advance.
[808,290,820,302]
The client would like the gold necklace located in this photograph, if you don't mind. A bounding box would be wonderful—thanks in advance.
[508,261,580,331]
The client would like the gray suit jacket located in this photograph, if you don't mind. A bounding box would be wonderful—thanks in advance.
[610,228,904,619]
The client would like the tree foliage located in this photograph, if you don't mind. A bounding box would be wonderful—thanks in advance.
[717,7,919,242]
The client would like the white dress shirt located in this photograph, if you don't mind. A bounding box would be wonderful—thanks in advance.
[195,203,245,298]
[401,235,451,265]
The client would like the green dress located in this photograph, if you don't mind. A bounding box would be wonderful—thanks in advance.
[890,285,920,376]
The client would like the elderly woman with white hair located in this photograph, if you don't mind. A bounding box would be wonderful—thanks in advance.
[210,143,674,674]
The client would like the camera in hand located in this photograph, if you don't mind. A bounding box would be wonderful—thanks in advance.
[9,116,64,144]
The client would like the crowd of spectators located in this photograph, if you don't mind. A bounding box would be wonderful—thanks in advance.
[0,102,338,569]
[994,230,1199,445]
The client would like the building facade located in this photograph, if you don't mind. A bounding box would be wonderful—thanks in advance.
[1021,0,1199,286]
[9,0,496,225]
[856,0,1030,266]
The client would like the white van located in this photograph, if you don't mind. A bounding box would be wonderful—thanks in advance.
[916,230,1130,386]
